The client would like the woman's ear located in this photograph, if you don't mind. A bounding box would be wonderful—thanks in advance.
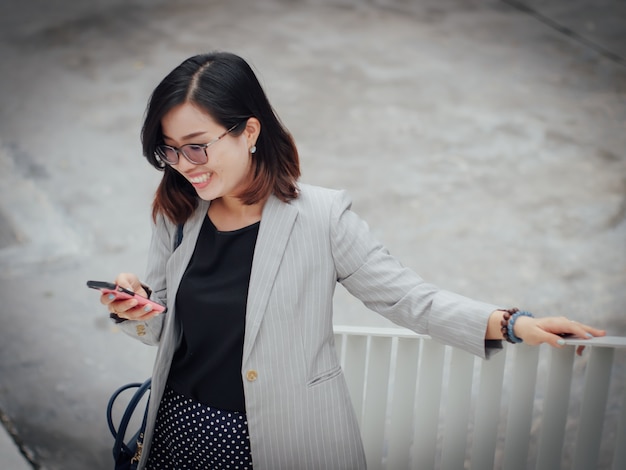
[244,117,261,149]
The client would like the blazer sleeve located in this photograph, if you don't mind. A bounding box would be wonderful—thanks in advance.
[330,190,502,359]
[113,213,173,346]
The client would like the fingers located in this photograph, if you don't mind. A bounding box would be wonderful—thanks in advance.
[536,317,603,340]
[561,321,605,356]
[99,272,149,310]
[535,331,587,357]
[535,329,567,349]
[109,302,159,321]
[115,273,146,296]
[520,316,606,356]
[100,290,121,306]
[565,322,594,340]
[562,320,606,340]
[577,323,606,338]
[107,297,140,314]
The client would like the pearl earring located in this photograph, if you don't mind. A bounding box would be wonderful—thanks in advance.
[250,145,257,154]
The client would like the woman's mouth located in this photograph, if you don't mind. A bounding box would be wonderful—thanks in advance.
[189,172,211,184]
[188,172,212,188]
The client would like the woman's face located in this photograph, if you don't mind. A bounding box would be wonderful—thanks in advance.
[160,102,254,203]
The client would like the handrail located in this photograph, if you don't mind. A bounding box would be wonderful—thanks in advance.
[333,326,626,470]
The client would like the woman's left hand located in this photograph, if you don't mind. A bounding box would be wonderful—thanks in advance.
[514,315,606,355]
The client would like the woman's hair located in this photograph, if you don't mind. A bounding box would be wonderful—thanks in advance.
[142,51,300,224]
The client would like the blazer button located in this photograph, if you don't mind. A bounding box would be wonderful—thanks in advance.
[136,324,146,336]
[246,370,258,382]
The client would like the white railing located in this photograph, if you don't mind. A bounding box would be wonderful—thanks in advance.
[333,326,626,470]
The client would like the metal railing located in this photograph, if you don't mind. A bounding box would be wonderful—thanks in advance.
[333,326,626,470]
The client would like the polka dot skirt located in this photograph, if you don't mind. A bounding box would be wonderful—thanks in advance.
[146,386,253,469]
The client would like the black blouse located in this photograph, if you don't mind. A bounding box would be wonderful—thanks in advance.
[167,215,259,412]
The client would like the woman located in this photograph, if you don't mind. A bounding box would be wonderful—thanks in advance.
[101,51,604,469]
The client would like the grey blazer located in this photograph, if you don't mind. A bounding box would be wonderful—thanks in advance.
[117,183,500,469]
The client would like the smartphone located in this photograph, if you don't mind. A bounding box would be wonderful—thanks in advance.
[86,280,165,313]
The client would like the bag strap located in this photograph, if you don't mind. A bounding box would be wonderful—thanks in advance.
[107,378,152,457]
[174,223,184,250]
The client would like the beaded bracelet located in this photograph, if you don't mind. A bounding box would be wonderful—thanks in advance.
[500,308,535,344]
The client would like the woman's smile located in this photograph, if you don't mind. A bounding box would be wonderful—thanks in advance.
[187,171,212,188]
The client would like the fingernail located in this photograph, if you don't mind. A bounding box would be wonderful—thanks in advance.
[557,339,565,346]
[108,294,115,300]
[143,305,152,313]
[586,333,593,338]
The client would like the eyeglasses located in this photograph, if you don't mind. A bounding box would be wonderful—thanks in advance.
[155,122,241,165]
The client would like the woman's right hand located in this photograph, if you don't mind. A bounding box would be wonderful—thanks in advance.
[100,272,160,321]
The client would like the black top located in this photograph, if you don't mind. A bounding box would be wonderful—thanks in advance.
[168,215,259,412]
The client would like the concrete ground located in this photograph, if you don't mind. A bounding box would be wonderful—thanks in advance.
[0,0,624,468]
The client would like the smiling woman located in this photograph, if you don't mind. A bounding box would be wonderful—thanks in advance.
[141,52,300,226]
[97,51,605,470]
[157,104,260,228]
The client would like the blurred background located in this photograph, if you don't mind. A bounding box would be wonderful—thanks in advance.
[0,0,624,468]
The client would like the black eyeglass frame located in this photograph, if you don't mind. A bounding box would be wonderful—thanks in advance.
[155,122,242,165]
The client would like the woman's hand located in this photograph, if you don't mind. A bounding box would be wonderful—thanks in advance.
[514,315,606,356]
[100,272,160,321]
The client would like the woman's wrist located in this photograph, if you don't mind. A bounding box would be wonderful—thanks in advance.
[487,310,509,340]
[511,314,535,342]
[487,309,535,343]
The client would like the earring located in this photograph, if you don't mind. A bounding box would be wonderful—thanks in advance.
[250,145,257,154]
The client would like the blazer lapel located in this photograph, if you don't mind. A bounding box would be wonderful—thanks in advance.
[243,194,298,363]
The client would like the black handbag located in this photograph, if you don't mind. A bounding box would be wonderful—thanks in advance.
[107,379,151,470]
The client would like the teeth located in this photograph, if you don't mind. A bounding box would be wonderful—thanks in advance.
[189,173,210,184]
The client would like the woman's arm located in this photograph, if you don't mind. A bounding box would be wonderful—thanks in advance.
[330,189,606,357]
[330,189,500,358]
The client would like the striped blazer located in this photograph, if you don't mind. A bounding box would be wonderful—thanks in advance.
[117,183,500,469]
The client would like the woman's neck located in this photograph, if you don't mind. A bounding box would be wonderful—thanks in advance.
[208,196,265,232]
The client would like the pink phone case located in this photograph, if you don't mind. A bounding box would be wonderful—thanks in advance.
[86,280,165,313]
